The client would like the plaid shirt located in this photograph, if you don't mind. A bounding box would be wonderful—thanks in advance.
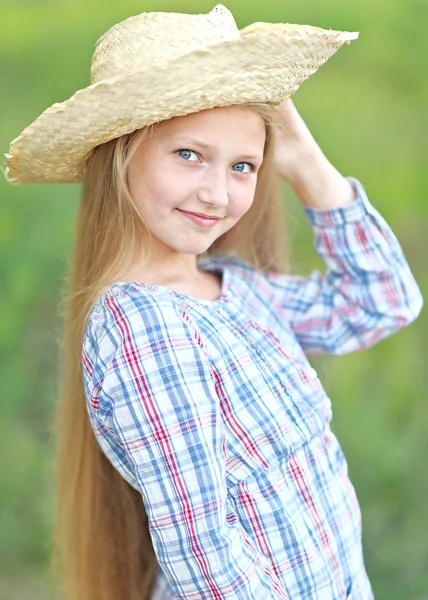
[82,177,422,600]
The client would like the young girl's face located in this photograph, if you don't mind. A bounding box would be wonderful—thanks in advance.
[127,106,266,260]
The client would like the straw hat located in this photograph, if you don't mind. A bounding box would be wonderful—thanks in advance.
[4,4,358,184]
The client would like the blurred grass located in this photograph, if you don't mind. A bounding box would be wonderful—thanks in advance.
[1,1,427,598]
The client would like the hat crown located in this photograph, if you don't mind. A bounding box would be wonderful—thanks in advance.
[90,4,239,84]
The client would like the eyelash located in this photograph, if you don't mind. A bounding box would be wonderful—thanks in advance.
[176,149,256,173]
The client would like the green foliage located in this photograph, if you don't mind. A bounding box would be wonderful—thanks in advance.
[1,1,427,598]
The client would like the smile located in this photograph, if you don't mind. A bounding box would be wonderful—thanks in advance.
[176,208,221,228]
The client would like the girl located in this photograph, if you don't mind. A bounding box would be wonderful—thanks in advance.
[5,5,423,600]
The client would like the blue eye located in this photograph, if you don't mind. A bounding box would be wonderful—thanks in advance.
[177,149,198,161]
[232,162,253,173]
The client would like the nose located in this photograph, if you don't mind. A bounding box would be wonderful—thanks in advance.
[197,167,230,208]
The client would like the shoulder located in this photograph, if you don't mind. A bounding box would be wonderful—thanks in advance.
[89,281,174,326]
[83,282,203,362]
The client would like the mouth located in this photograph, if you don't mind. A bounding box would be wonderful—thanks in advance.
[176,208,222,228]
[177,209,221,220]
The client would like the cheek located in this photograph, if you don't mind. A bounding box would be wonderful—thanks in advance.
[129,174,170,215]
[156,182,189,216]
[229,182,257,219]
[147,166,194,210]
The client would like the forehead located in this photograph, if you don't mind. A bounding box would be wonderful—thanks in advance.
[157,106,266,140]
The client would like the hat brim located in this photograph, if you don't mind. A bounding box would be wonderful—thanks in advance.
[5,24,358,183]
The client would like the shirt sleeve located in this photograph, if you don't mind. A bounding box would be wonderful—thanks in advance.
[82,287,289,600]
[266,176,423,355]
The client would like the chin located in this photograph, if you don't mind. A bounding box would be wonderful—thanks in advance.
[166,234,220,256]
[180,241,215,255]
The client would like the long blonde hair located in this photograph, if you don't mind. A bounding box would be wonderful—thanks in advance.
[49,102,289,600]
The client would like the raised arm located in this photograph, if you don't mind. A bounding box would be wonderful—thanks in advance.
[269,100,422,355]
[82,287,289,600]
[266,177,423,355]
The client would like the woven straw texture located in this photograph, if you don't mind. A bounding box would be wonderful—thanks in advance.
[4,4,358,184]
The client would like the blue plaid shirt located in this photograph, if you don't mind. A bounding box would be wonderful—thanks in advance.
[82,177,422,599]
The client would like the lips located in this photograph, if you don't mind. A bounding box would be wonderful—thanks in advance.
[176,208,222,228]
[177,209,220,220]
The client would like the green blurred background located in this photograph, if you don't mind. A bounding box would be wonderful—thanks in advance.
[1,0,427,598]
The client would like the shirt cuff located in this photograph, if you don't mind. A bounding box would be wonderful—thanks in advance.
[302,176,377,227]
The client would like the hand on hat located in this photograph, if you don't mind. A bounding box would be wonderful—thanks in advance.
[274,98,356,209]
[273,98,323,182]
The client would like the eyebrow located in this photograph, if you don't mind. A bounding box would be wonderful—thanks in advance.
[173,138,263,162]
